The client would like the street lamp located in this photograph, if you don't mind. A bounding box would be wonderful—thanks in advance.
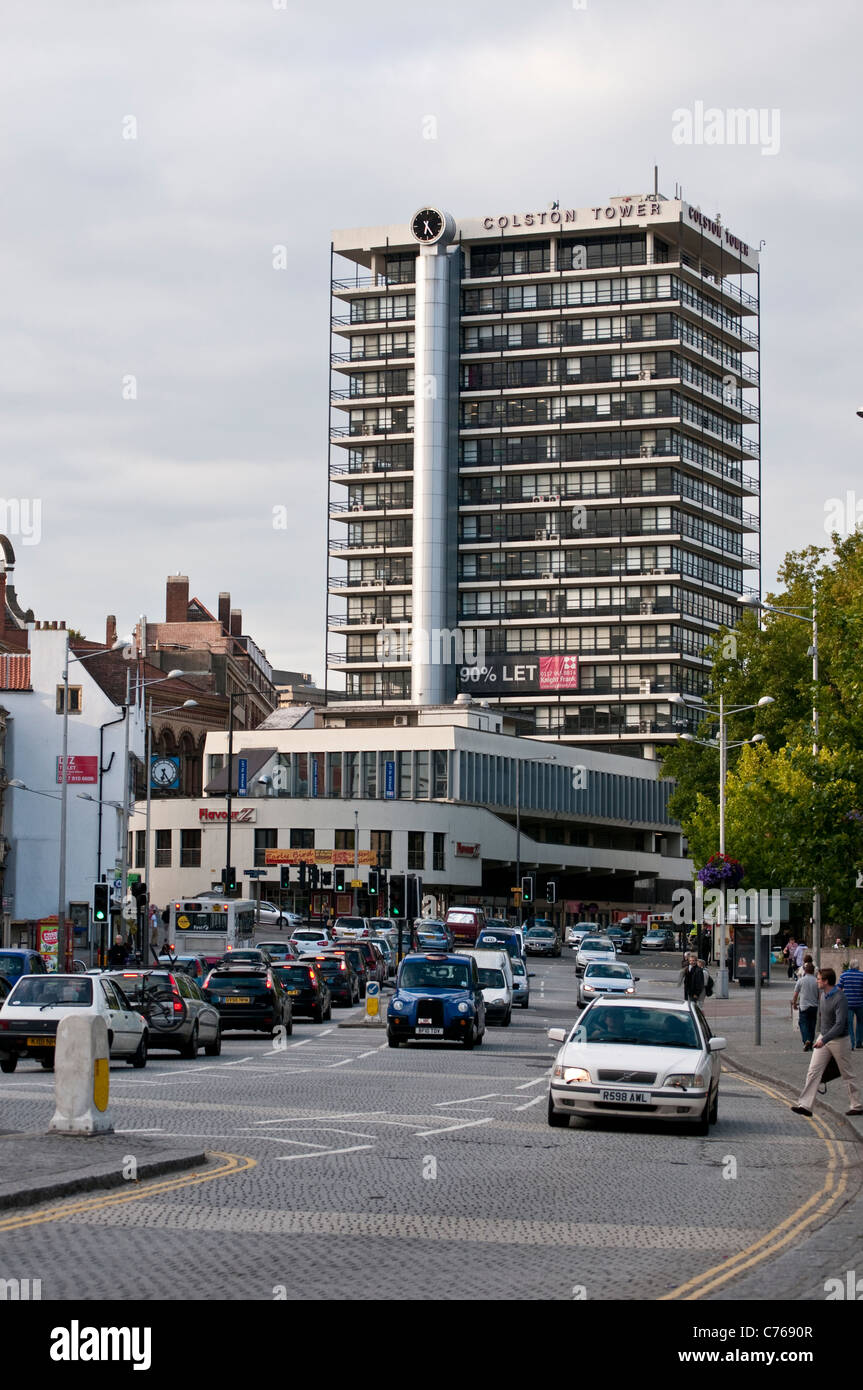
[753,597,821,964]
[56,633,133,972]
[673,692,774,1003]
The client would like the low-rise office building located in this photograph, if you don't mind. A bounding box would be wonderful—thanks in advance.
[138,701,691,924]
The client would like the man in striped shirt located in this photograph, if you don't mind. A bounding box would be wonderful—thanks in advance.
[839,960,863,1049]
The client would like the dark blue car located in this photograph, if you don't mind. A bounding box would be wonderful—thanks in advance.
[387,952,486,1049]
[0,950,48,985]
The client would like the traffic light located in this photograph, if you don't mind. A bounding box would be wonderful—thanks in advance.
[299,862,307,889]
[310,864,320,890]
[131,881,147,911]
[334,866,346,893]
[223,866,237,894]
[390,873,406,917]
[545,878,557,904]
[280,866,291,890]
[320,870,332,888]
[521,875,534,904]
[368,868,379,897]
[406,874,422,919]
[93,882,109,923]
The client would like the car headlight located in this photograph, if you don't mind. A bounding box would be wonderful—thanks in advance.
[625,986,636,994]
[392,999,405,1012]
[457,1001,469,1014]
[552,1065,590,1083]
[665,1072,707,1090]
[583,983,596,993]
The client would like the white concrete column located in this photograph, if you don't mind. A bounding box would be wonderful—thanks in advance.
[50,1013,113,1135]
[412,247,456,705]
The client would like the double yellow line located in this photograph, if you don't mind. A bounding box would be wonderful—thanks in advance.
[0,1150,256,1233]
[662,1069,855,1300]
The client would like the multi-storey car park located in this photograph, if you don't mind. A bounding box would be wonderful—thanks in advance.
[326,193,760,757]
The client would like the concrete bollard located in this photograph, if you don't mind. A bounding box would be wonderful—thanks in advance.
[49,1014,113,1135]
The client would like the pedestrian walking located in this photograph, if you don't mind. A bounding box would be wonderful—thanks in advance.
[792,961,819,1051]
[679,953,706,1006]
[838,959,863,1049]
[791,967,863,1117]
[784,937,798,979]
[793,941,807,972]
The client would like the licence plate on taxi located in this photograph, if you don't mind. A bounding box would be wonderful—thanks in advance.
[416,1026,443,1036]
[27,1037,55,1047]
[601,1089,649,1104]
[287,990,300,996]
[224,996,251,1004]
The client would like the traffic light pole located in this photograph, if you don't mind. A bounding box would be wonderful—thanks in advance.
[225,703,235,894]
[515,757,521,925]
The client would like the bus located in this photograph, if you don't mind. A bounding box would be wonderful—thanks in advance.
[167,898,256,958]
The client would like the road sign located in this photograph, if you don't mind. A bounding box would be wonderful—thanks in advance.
[511,887,523,896]
[350,879,362,889]
[237,758,248,797]
[244,869,266,878]
[384,761,396,799]
[365,980,380,1018]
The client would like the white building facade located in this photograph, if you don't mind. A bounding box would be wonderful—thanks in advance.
[1,626,145,944]
[138,704,691,924]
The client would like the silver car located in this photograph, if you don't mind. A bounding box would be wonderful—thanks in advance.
[510,955,531,1008]
[575,937,617,977]
[577,961,638,1007]
[104,969,222,1057]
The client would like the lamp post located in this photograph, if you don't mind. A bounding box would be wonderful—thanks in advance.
[674,692,774,1004]
[57,633,132,972]
[753,597,820,964]
[77,793,146,965]
[224,700,245,896]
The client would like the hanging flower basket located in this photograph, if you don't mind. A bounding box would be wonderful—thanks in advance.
[697,853,744,889]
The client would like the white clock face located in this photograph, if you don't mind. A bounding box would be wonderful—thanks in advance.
[152,759,178,787]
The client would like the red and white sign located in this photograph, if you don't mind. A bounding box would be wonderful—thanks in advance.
[539,655,579,691]
[56,756,98,785]
[198,807,257,823]
[455,842,480,858]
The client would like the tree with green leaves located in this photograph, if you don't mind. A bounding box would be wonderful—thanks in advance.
[660,530,863,931]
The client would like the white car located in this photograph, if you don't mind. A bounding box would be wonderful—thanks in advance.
[547,997,726,1134]
[577,961,638,1007]
[333,916,371,939]
[460,948,513,1026]
[510,955,531,1008]
[0,973,148,1073]
[567,922,599,950]
[575,936,617,976]
[290,927,333,954]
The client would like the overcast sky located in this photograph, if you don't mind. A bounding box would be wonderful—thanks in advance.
[2,0,861,683]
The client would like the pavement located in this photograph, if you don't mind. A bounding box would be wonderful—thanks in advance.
[701,972,863,1134]
[0,1130,207,1210]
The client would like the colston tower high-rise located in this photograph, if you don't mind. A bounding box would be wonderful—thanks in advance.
[327,194,760,755]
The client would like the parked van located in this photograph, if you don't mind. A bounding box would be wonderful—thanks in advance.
[444,906,487,944]
[460,947,513,1026]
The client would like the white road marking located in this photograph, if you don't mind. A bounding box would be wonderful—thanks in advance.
[413,1117,494,1137]
[114,1127,165,1133]
[274,1144,375,1162]
[328,1058,355,1068]
[355,1049,381,1059]
[253,1111,387,1125]
[320,1027,334,1035]
[514,1095,544,1112]
[435,1092,500,1107]
[515,1076,548,1090]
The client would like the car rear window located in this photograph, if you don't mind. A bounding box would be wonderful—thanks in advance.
[317,959,348,975]
[276,966,314,984]
[581,939,612,950]
[109,973,174,1004]
[446,911,477,924]
[8,977,93,1006]
[208,973,269,989]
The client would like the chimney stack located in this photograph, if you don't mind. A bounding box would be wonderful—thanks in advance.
[106,615,117,647]
[230,609,242,638]
[218,592,231,632]
[166,574,189,623]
